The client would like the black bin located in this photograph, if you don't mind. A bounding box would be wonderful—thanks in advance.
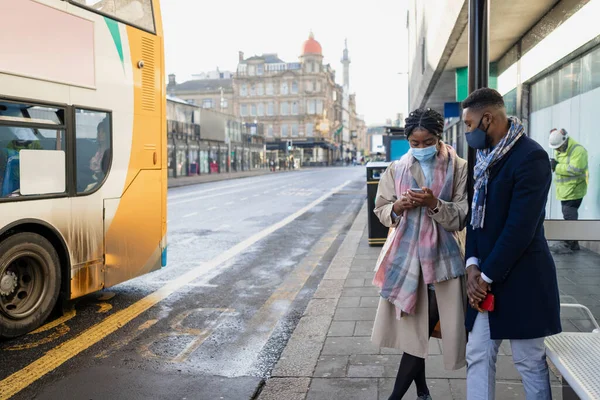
[366,161,392,246]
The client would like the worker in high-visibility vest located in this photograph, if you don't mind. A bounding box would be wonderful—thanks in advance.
[549,128,588,252]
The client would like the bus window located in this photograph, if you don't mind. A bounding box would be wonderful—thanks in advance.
[0,102,66,198]
[69,0,155,33]
[75,110,112,194]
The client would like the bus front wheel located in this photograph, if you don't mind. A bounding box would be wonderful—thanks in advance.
[0,232,61,338]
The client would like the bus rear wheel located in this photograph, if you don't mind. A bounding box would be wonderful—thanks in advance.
[0,232,61,338]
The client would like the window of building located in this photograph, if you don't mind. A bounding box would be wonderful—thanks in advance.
[258,103,265,116]
[281,82,289,95]
[292,102,299,115]
[266,83,274,95]
[291,124,299,137]
[76,109,111,193]
[305,123,314,136]
[221,98,228,109]
[316,100,323,114]
[257,64,264,76]
[307,100,316,115]
[0,101,68,197]
[240,104,248,116]
[316,81,321,92]
[267,124,273,137]
[315,62,320,73]
[281,124,289,137]
[69,0,155,32]
[292,81,298,94]
[280,102,289,116]
[257,84,264,96]
[202,99,213,109]
[267,102,274,116]
[251,104,257,116]
[248,65,256,76]
[240,84,248,97]
[250,85,256,96]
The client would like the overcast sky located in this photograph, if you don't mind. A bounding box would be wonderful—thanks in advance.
[161,0,409,125]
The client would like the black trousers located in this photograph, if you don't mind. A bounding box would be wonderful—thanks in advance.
[561,199,583,249]
[388,289,440,400]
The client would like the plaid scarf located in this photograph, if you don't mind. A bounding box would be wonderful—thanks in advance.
[471,117,524,229]
[373,144,465,316]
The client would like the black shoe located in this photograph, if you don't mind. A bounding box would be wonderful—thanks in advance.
[570,242,581,251]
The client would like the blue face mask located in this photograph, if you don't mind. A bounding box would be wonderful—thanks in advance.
[411,145,438,162]
[466,116,490,149]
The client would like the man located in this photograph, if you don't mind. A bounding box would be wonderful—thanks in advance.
[462,88,561,400]
[549,128,588,252]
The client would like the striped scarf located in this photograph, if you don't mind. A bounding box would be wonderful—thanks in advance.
[373,144,465,316]
[471,117,524,229]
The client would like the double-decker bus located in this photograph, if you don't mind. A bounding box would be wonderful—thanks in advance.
[0,0,167,337]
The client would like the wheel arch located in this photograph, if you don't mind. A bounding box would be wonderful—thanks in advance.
[0,219,71,301]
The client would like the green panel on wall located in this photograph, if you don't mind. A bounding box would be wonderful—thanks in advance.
[455,62,498,102]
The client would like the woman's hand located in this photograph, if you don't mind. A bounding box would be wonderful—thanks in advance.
[405,188,438,209]
[392,195,417,215]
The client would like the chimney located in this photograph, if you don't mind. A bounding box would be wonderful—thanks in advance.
[168,74,176,85]
[239,51,244,62]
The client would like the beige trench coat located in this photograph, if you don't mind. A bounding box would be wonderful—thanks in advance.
[371,155,469,370]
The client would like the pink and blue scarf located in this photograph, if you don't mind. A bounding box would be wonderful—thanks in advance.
[373,144,465,316]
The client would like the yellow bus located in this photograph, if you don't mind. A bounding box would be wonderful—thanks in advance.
[0,0,167,337]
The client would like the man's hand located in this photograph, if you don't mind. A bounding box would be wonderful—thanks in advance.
[405,188,438,209]
[467,266,490,312]
[550,158,558,172]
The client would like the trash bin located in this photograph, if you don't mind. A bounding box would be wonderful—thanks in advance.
[366,161,392,246]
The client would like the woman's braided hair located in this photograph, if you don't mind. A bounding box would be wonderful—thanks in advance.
[404,108,444,139]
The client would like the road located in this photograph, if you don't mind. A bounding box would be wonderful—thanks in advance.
[0,167,366,400]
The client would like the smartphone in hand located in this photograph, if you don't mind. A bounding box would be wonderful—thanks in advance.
[410,188,424,193]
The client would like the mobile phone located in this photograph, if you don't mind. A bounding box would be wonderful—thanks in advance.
[480,293,495,312]
[410,188,424,193]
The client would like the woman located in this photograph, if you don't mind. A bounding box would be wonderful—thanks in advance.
[371,108,468,400]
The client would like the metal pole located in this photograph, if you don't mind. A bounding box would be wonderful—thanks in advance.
[467,0,489,205]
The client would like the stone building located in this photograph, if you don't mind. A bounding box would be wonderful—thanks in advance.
[167,74,235,115]
[233,33,343,166]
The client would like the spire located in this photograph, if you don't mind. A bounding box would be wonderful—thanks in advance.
[309,30,314,40]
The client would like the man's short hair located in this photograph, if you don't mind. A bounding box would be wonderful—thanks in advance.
[461,87,505,111]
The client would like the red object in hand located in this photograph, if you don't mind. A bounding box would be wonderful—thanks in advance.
[480,293,495,312]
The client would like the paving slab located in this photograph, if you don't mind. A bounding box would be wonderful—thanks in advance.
[328,321,356,337]
[257,378,311,400]
[313,356,349,378]
[307,378,378,400]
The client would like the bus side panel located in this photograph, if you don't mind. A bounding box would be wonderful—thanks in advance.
[104,169,162,287]
[103,22,164,287]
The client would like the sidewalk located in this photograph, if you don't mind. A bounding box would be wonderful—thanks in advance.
[167,168,302,188]
[255,203,600,400]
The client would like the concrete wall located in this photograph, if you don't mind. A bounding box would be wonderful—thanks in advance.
[407,0,466,110]
[199,109,227,142]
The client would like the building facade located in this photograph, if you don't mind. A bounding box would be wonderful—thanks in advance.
[167,74,235,115]
[167,96,266,178]
[408,0,600,249]
[233,33,344,166]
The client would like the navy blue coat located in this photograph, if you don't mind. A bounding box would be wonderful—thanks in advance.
[465,136,562,340]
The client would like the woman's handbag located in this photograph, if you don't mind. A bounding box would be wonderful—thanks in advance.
[432,321,442,339]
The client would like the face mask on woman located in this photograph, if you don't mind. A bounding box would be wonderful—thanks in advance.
[411,145,438,162]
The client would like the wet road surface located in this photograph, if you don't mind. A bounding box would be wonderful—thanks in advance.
[0,167,366,400]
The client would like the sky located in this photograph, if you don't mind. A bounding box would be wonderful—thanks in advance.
[161,0,409,125]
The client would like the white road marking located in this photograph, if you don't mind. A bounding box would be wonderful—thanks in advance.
[207,206,217,211]
[183,212,198,218]
[240,197,248,201]
[225,201,234,206]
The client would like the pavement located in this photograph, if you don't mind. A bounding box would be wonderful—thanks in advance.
[167,168,300,188]
[257,204,600,400]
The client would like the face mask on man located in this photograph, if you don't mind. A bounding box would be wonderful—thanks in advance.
[466,116,490,149]
[411,145,438,162]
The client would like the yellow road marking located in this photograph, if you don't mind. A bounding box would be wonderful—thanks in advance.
[139,308,235,363]
[4,325,70,352]
[29,309,76,335]
[94,319,158,359]
[95,303,113,314]
[0,180,351,400]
